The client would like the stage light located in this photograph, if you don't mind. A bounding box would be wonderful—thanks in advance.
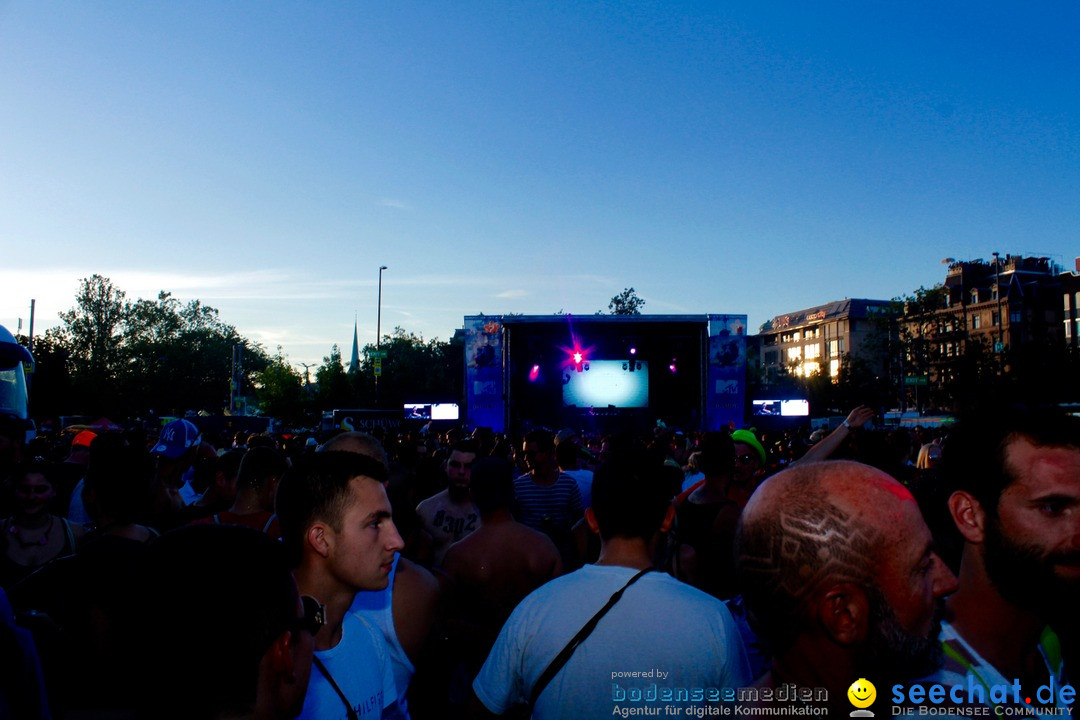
[629,347,637,355]
[669,359,677,373]
[529,364,540,382]
[573,351,583,364]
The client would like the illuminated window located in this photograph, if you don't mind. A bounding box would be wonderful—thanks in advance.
[805,343,820,359]
[971,314,981,329]
[829,358,840,377]
[787,347,802,362]
[803,361,820,376]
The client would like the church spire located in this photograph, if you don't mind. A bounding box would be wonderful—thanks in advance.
[348,316,360,373]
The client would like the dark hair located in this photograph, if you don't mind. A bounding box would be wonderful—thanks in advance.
[941,405,1080,516]
[470,457,515,515]
[275,451,388,568]
[237,446,288,490]
[590,447,670,540]
[554,440,579,468]
[83,440,155,526]
[450,439,479,456]
[523,429,554,452]
[697,431,735,476]
[217,449,245,483]
[136,524,298,718]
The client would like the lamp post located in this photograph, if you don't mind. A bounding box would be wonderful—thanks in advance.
[992,252,1003,375]
[376,265,387,405]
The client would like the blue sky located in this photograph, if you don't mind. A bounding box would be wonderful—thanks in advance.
[2,1,1077,370]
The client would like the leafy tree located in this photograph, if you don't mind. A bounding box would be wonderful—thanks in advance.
[253,348,307,424]
[45,276,269,418]
[351,327,463,408]
[315,345,353,409]
[608,288,645,316]
[52,274,126,381]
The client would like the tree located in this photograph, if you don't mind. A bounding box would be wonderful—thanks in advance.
[53,274,127,382]
[315,345,353,409]
[253,348,307,424]
[45,276,269,418]
[608,288,645,316]
[351,327,463,409]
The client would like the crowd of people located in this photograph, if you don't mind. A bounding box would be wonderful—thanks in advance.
[0,402,1076,720]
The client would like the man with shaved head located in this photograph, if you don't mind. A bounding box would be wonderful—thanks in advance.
[736,460,956,714]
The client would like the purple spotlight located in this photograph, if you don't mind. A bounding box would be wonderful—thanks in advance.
[529,364,540,381]
[629,347,637,355]
[668,362,677,373]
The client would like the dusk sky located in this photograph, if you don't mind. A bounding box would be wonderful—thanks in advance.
[2,2,1077,370]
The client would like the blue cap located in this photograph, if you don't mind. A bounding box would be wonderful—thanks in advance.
[151,419,202,459]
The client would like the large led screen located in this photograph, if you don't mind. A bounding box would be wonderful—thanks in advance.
[561,360,649,408]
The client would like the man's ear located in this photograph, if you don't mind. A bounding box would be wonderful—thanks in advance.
[307,523,332,559]
[659,505,676,534]
[815,583,870,647]
[584,508,600,535]
[267,631,297,679]
[947,490,986,543]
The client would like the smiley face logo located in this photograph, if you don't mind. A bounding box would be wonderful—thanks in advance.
[847,678,876,710]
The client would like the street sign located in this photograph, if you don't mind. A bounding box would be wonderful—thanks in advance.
[994,341,1004,353]
[904,376,928,386]
[373,357,382,376]
[368,350,388,359]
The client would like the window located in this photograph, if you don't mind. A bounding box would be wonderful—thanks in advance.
[1066,294,1072,313]
[787,347,802,362]
[802,361,820,376]
[763,350,778,365]
[1066,321,1072,339]
[992,312,1000,327]
[992,286,999,301]
[829,358,840,377]
[971,314,981,329]
[1010,311,1022,323]
[971,289,979,304]
[792,331,801,342]
[829,340,840,358]
[805,343,821,359]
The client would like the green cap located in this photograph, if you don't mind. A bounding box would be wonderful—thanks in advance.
[731,429,766,466]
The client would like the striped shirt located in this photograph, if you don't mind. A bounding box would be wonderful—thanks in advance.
[512,472,584,533]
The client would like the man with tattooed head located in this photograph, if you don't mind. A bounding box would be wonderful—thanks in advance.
[736,460,957,713]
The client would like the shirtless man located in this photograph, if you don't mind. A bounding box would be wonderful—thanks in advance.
[440,457,562,674]
[416,440,481,565]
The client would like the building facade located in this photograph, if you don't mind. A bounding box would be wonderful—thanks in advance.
[755,299,893,383]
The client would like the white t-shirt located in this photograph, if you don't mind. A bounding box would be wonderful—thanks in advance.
[473,564,752,718]
[350,553,414,718]
[299,610,397,720]
[561,468,594,509]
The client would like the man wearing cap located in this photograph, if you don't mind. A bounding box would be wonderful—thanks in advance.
[731,428,767,494]
[148,419,202,528]
[64,430,98,523]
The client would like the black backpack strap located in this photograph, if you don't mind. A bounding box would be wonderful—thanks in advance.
[528,567,653,709]
[313,655,360,720]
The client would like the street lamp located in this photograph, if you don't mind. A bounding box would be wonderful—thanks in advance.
[376,265,387,405]
[377,265,388,350]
